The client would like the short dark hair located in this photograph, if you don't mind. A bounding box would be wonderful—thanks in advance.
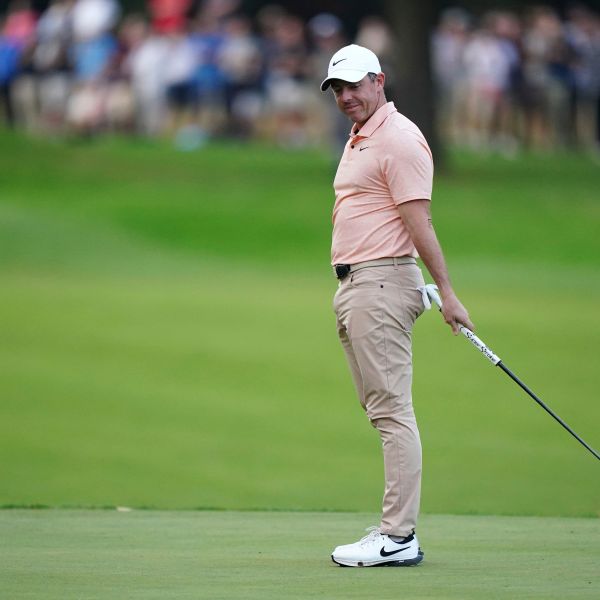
[367,72,378,82]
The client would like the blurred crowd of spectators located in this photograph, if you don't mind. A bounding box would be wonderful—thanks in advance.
[433,5,600,154]
[1,0,599,154]
[0,0,355,150]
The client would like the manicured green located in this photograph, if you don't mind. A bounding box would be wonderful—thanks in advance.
[0,132,599,518]
[1,509,599,599]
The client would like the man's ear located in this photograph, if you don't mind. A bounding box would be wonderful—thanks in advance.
[377,72,386,87]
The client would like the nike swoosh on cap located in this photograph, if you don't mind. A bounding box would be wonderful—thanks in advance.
[332,58,347,66]
[379,546,410,557]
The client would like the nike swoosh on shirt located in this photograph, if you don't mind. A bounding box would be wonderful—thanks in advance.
[379,546,411,557]
[359,147,370,151]
[332,58,347,66]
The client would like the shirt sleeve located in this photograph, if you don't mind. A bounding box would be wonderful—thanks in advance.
[381,130,434,205]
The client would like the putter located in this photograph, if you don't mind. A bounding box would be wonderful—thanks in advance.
[420,284,600,462]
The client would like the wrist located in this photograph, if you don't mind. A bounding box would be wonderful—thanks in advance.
[437,284,455,298]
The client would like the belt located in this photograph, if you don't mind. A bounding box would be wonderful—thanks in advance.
[333,256,416,280]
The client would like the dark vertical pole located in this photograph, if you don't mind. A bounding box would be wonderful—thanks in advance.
[383,1,443,168]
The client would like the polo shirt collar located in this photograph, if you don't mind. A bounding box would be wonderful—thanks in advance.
[350,101,397,140]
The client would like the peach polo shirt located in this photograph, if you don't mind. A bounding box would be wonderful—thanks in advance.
[331,101,434,265]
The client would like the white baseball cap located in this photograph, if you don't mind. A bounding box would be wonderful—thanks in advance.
[320,44,382,91]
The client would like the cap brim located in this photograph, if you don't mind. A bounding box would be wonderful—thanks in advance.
[320,69,368,91]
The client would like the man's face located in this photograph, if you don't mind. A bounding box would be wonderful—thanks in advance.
[330,73,385,127]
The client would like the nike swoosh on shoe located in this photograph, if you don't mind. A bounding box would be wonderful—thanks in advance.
[379,546,411,557]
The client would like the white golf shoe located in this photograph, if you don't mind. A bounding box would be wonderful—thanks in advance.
[331,527,424,567]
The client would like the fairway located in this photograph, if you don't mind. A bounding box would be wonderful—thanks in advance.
[1,131,599,519]
[2,509,599,599]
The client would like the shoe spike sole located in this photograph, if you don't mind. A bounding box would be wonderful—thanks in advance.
[332,550,424,568]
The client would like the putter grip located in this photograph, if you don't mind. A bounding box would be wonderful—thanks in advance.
[459,326,501,365]
[423,284,501,365]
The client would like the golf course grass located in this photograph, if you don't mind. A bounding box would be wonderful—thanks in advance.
[0,131,598,596]
[2,509,598,599]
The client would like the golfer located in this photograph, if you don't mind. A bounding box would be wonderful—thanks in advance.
[323,44,474,567]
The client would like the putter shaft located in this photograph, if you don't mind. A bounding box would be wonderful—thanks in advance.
[422,284,599,462]
[497,362,600,461]
[458,322,599,460]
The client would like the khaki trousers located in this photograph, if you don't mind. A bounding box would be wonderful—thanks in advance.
[333,262,425,537]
